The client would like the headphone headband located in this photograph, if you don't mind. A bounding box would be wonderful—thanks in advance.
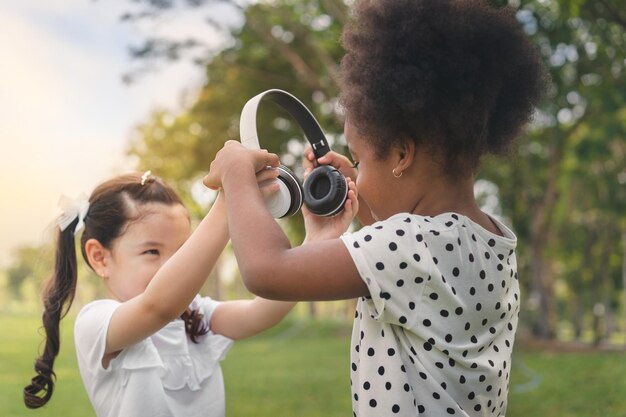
[240,89,331,159]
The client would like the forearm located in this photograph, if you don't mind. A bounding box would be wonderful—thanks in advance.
[107,194,230,353]
[144,194,230,320]
[241,298,296,338]
[211,298,296,340]
[222,168,293,289]
[221,165,368,301]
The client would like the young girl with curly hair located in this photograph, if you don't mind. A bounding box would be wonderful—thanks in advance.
[204,1,547,416]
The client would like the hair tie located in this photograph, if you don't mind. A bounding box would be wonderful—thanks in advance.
[141,170,152,186]
[57,194,90,236]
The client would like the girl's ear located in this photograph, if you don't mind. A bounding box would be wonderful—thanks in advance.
[84,238,110,278]
[394,139,416,176]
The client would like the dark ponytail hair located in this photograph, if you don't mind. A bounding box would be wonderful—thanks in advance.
[23,220,79,408]
[24,172,209,408]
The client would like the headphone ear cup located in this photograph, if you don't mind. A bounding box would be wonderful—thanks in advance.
[303,165,348,217]
[265,165,303,218]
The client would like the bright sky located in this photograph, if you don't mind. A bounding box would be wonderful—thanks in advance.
[0,0,233,266]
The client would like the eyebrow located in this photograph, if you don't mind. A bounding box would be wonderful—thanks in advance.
[137,241,164,248]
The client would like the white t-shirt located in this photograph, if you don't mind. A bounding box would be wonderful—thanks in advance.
[340,213,519,417]
[74,296,233,417]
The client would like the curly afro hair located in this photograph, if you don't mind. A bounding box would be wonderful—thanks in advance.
[339,0,548,175]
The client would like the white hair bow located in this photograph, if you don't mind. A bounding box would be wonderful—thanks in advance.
[57,193,90,236]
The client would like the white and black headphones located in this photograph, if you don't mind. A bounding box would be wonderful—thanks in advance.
[240,89,348,219]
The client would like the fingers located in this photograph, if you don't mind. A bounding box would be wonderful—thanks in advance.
[259,179,280,198]
[302,145,317,176]
[342,178,359,219]
[223,140,280,170]
[346,177,358,199]
[256,167,281,198]
[255,167,280,183]
[304,145,316,162]
[206,140,280,187]
[246,146,280,171]
[316,151,351,169]
[314,151,358,184]
[203,173,220,190]
[259,151,280,171]
[344,189,358,218]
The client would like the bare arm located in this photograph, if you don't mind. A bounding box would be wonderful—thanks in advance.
[105,193,231,356]
[208,169,361,338]
[210,298,296,340]
[103,166,280,358]
[205,142,368,301]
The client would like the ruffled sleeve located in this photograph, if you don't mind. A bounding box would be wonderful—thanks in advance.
[140,295,233,391]
[74,300,121,378]
[185,295,234,389]
[87,295,233,393]
[114,338,165,387]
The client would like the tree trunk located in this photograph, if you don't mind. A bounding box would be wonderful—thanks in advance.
[572,291,584,340]
[530,237,555,338]
[623,229,626,347]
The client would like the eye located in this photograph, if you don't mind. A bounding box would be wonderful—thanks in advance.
[351,161,360,169]
[143,249,160,256]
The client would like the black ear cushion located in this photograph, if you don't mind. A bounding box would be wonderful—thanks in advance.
[277,165,303,217]
[303,165,348,217]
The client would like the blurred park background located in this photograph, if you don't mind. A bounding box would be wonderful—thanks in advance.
[1,0,625,416]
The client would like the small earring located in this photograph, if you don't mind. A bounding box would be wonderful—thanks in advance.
[392,168,403,178]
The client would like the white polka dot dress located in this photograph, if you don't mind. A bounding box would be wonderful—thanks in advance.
[340,213,520,417]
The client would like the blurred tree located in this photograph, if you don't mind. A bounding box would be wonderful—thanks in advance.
[123,0,349,316]
[2,241,107,311]
[5,247,52,300]
[113,0,626,333]
[127,0,347,230]
[482,0,626,338]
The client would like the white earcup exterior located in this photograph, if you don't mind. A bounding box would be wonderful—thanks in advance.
[262,179,296,218]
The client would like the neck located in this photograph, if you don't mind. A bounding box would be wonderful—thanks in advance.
[410,173,479,217]
[403,157,502,235]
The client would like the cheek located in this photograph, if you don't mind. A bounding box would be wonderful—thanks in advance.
[128,260,160,289]
[356,170,376,196]
[355,175,368,200]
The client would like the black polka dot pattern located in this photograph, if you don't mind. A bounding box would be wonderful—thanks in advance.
[341,213,520,417]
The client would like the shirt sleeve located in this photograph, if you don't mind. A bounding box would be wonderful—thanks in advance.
[340,217,432,327]
[190,295,234,362]
[74,299,121,377]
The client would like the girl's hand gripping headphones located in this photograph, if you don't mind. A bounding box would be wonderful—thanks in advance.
[239,89,348,219]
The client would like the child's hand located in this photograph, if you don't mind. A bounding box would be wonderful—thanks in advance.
[303,178,359,242]
[303,146,358,181]
[304,145,375,226]
[256,167,280,198]
[204,141,280,190]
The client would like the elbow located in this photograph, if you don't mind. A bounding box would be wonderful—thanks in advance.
[150,299,182,324]
[141,291,186,325]
[239,261,283,300]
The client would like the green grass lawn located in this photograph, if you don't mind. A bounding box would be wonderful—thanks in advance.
[2,312,625,417]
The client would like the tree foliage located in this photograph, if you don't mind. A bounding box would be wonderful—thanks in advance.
[121,0,626,338]
[4,0,624,338]
[481,0,626,338]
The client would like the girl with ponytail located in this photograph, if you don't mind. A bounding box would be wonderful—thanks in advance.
[24,169,358,417]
